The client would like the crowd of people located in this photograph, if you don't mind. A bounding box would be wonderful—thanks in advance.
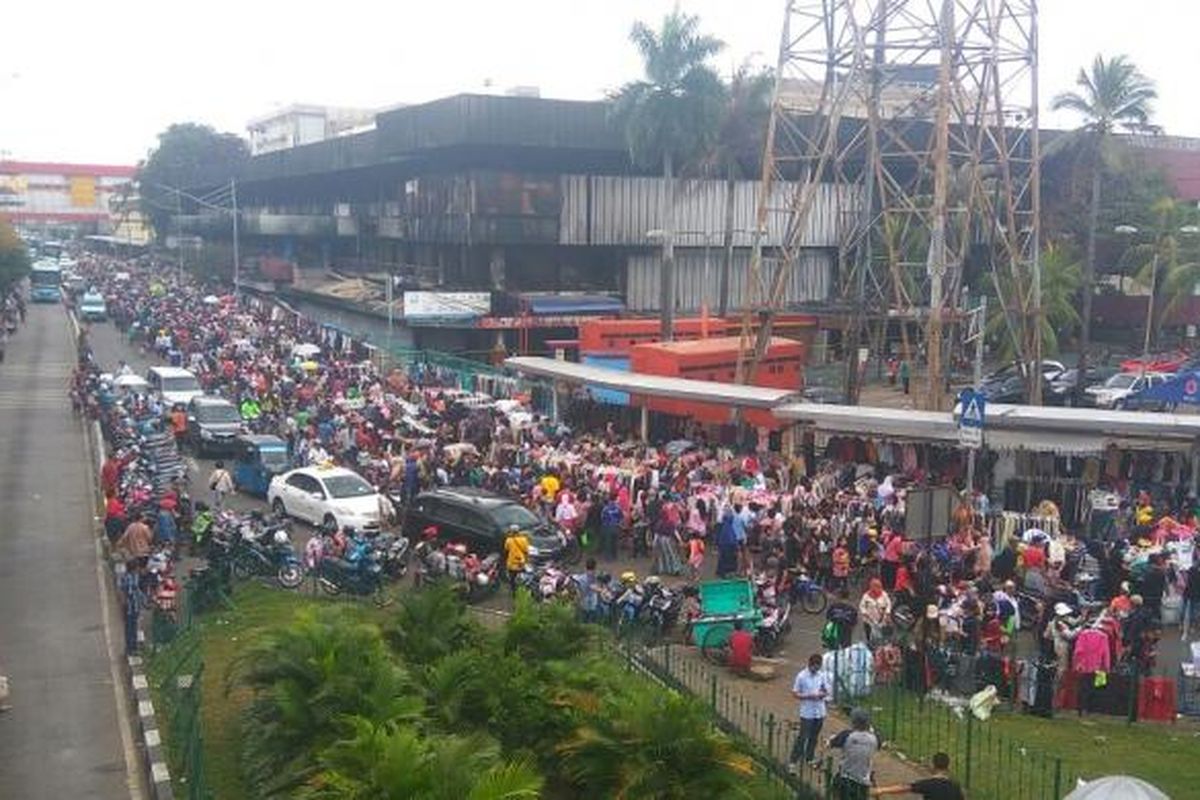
[70,253,1199,693]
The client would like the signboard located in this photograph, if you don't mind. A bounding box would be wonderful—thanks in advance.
[958,388,985,450]
[402,291,490,321]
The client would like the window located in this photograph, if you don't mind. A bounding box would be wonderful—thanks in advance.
[323,474,374,499]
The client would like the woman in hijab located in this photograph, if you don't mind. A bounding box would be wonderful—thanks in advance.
[859,578,893,646]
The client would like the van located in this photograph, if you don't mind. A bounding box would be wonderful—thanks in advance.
[146,366,204,408]
[80,292,107,321]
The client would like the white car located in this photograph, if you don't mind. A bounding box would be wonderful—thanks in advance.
[1084,371,1168,409]
[267,466,383,532]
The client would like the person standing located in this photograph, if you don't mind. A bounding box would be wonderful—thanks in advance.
[599,495,622,561]
[829,708,881,800]
[1183,557,1200,641]
[790,653,831,770]
[208,461,234,509]
[899,359,911,395]
[119,560,148,656]
[503,524,530,597]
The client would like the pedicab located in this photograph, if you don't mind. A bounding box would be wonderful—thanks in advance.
[232,434,291,497]
[692,578,764,663]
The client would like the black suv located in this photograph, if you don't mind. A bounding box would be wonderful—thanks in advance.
[186,396,243,455]
[402,488,576,563]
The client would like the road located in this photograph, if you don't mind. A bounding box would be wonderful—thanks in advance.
[0,302,139,799]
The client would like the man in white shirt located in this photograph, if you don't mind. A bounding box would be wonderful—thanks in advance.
[790,653,831,770]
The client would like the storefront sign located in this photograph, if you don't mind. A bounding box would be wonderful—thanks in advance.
[402,292,490,320]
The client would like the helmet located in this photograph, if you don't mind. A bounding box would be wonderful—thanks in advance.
[644,575,661,587]
[422,525,440,540]
[448,543,467,557]
[620,571,638,585]
[507,523,521,533]
[272,530,290,546]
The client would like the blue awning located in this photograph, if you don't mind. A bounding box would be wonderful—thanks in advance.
[523,294,624,315]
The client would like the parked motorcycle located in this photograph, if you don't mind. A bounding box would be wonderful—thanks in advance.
[229,520,304,589]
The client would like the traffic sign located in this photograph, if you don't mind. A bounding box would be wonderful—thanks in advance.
[958,388,986,449]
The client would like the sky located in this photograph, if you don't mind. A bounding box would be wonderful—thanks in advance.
[2,0,1198,165]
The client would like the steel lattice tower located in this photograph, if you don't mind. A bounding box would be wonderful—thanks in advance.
[736,0,1041,409]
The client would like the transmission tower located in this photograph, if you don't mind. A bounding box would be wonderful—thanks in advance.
[736,0,1041,410]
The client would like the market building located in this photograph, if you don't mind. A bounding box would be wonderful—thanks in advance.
[0,160,140,239]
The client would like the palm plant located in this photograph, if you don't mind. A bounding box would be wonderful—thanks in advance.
[385,582,478,666]
[611,11,727,339]
[557,683,757,799]
[1126,197,1200,347]
[235,610,420,796]
[1050,54,1157,384]
[987,242,1081,362]
[715,63,773,316]
[302,717,543,800]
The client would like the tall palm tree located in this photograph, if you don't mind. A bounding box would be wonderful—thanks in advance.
[1127,197,1200,347]
[987,242,1081,362]
[1050,54,1157,391]
[716,63,773,317]
[611,11,727,340]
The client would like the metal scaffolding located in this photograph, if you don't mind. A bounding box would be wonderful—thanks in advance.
[737,0,1041,409]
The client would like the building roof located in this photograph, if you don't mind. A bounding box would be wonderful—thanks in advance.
[633,335,801,356]
[505,356,799,409]
[773,402,961,441]
[0,161,135,178]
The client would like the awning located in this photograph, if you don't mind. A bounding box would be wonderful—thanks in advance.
[983,403,1200,443]
[522,294,624,315]
[773,403,960,442]
[505,356,798,408]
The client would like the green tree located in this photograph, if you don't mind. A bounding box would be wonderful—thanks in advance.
[715,63,773,317]
[1050,54,1157,386]
[302,718,543,800]
[557,683,757,799]
[0,219,31,292]
[137,122,249,240]
[611,11,727,340]
[385,583,479,666]
[988,242,1081,362]
[1126,197,1200,347]
[236,610,420,796]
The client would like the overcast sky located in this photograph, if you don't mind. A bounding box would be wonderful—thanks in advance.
[2,0,1197,165]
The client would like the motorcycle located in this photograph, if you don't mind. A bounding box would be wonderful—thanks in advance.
[754,599,793,656]
[229,520,304,589]
[641,578,682,637]
[414,541,500,602]
[370,533,411,580]
[312,542,391,607]
[786,567,828,614]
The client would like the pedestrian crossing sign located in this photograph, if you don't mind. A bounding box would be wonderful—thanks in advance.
[958,389,985,449]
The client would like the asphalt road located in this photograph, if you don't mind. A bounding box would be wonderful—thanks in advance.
[0,302,139,799]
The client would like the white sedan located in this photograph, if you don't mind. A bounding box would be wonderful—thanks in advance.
[267,466,383,532]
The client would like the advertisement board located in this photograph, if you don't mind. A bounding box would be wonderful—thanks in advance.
[402,291,491,321]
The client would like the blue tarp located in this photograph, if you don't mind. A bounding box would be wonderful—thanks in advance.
[581,355,630,405]
[1126,369,1200,406]
[524,294,624,315]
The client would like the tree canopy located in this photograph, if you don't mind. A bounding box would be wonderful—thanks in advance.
[0,218,31,293]
[137,122,249,240]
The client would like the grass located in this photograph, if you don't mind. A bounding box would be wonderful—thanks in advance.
[147,582,387,800]
[867,683,1200,800]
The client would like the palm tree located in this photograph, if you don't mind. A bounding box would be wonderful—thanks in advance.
[611,11,727,340]
[988,242,1081,362]
[1050,54,1157,390]
[302,717,544,800]
[1127,197,1200,347]
[716,63,773,317]
[557,684,757,799]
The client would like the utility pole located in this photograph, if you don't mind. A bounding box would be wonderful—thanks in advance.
[925,0,954,411]
[966,294,986,491]
[230,178,241,295]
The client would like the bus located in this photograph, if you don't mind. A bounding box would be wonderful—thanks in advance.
[30,262,62,303]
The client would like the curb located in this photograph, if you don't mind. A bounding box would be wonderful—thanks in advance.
[127,655,175,800]
[82,383,173,800]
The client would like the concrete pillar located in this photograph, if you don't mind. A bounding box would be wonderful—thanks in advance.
[1191,448,1199,501]
[489,247,506,291]
[782,425,796,456]
[640,405,649,443]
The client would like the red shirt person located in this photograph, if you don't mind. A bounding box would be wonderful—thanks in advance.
[728,622,754,673]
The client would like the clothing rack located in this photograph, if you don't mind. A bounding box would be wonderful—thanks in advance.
[991,511,1061,549]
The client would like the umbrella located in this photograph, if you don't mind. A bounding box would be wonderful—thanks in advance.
[292,343,321,358]
[665,439,695,457]
[202,294,220,305]
[1064,776,1168,800]
[300,360,319,371]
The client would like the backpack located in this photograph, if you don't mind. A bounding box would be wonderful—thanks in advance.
[822,620,841,649]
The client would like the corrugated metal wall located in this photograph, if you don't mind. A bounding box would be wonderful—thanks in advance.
[560,175,855,247]
[625,248,833,313]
